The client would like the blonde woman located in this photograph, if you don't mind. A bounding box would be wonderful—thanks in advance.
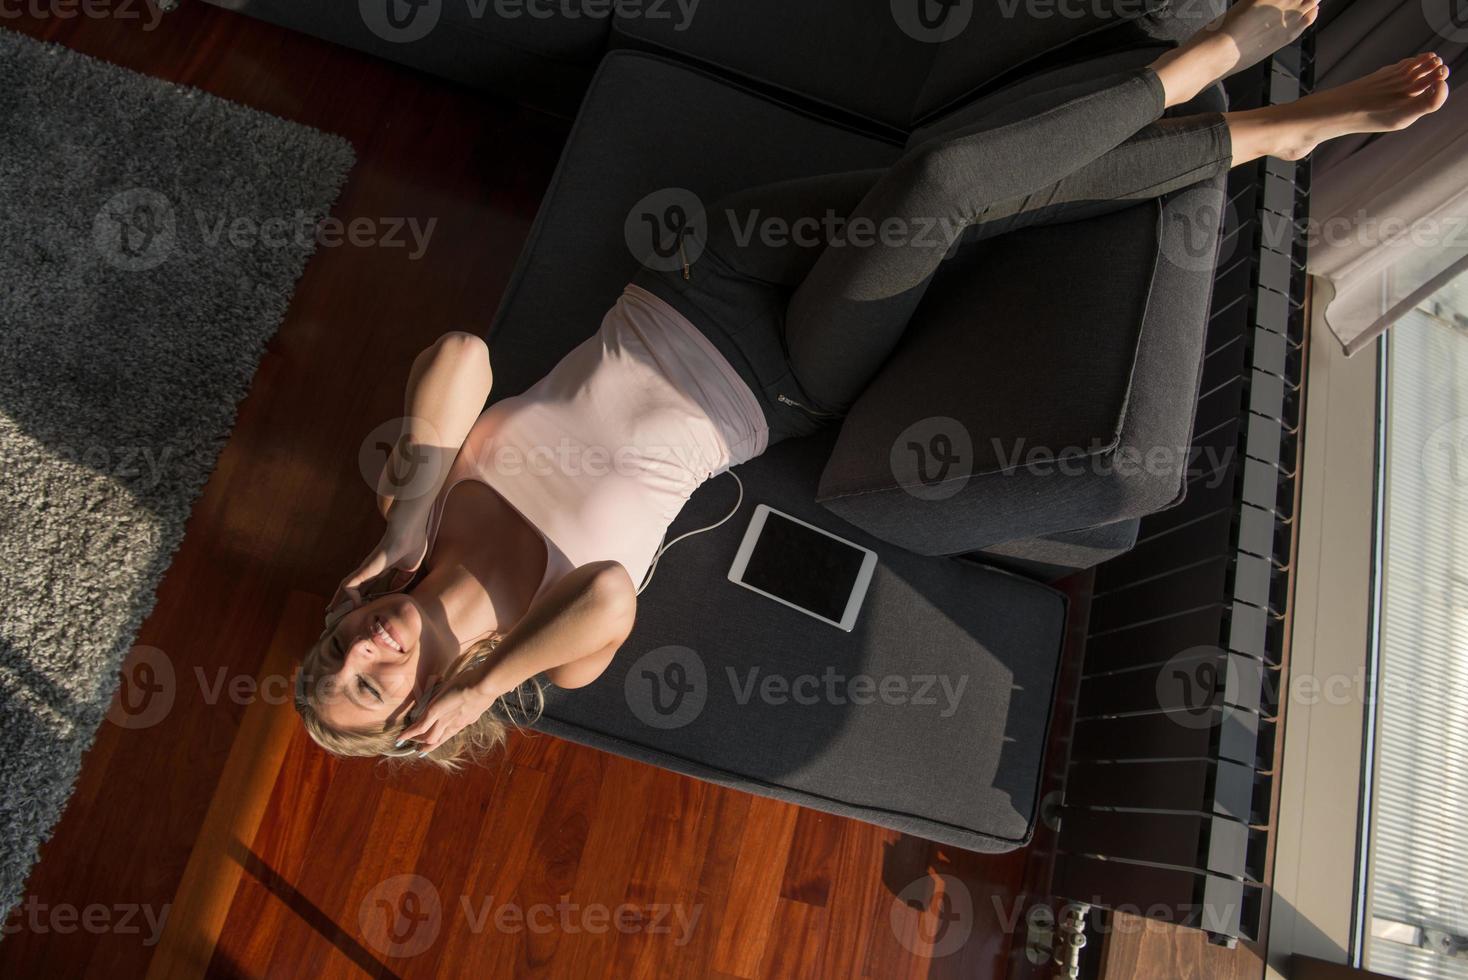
[295,0,1450,767]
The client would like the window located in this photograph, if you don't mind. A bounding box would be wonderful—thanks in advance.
[1268,270,1468,980]
[1361,272,1468,978]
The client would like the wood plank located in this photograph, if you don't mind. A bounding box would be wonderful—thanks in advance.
[1100,910,1263,980]
[622,779,713,979]
[814,821,888,980]
[398,763,507,979]
[543,756,660,978]
[641,782,754,980]
[206,727,337,976]
[710,797,801,978]
[331,787,438,977]
[256,760,391,978]
[758,898,830,979]
[502,743,607,978]
[779,809,840,908]
[145,591,322,980]
[431,764,556,978]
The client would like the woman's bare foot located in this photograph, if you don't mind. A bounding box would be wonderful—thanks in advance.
[1227,54,1452,163]
[1152,0,1321,107]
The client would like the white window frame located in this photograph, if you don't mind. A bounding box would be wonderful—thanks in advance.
[1266,285,1383,976]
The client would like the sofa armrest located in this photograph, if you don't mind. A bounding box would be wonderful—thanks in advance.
[816,168,1225,555]
[970,518,1143,581]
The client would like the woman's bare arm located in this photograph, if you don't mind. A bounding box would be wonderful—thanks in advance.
[375,331,493,526]
[476,560,636,697]
[398,560,636,751]
[327,333,493,615]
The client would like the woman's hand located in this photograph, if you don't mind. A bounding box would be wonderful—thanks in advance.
[326,508,431,623]
[398,674,498,753]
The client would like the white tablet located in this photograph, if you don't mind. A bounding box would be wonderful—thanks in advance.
[727,504,878,632]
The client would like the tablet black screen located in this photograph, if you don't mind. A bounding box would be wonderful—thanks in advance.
[740,511,866,623]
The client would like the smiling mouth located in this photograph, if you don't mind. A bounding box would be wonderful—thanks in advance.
[372,616,404,653]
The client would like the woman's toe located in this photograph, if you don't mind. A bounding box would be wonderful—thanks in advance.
[1411,65,1452,94]
[1427,79,1452,111]
[1412,62,1445,84]
[1407,79,1451,118]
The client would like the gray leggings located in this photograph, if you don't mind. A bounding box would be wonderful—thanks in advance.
[634,68,1233,443]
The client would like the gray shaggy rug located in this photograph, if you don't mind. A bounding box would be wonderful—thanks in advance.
[0,29,354,924]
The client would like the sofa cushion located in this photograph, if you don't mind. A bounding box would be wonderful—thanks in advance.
[610,0,936,131]
[973,518,1143,580]
[814,204,1167,553]
[813,205,1225,557]
[488,50,903,394]
[536,430,1068,851]
[812,54,1227,556]
[203,0,614,114]
[906,43,1171,146]
[612,0,1172,131]
[910,0,1171,122]
[814,176,1229,554]
[490,49,1067,851]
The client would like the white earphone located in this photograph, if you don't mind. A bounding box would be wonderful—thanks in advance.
[636,470,744,595]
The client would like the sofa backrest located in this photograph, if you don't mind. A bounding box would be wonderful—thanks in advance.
[612,0,1219,133]
[205,0,615,115]
[814,55,1231,556]
[611,0,937,131]
[910,0,1171,122]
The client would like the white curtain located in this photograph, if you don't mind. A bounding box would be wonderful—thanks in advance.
[1306,1,1468,356]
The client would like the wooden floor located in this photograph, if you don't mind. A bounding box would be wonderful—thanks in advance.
[1,6,1089,978]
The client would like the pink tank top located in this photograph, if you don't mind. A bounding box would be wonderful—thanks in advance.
[415,284,769,599]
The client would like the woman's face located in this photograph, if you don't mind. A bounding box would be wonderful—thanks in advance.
[312,593,446,732]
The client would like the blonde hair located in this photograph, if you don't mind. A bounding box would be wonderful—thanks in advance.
[294,630,543,771]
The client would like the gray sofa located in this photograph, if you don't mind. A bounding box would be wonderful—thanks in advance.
[208,0,1226,851]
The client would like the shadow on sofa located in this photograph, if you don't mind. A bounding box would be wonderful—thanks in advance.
[534,429,1066,852]
[488,43,1225,851]
[207,0,1228,852]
